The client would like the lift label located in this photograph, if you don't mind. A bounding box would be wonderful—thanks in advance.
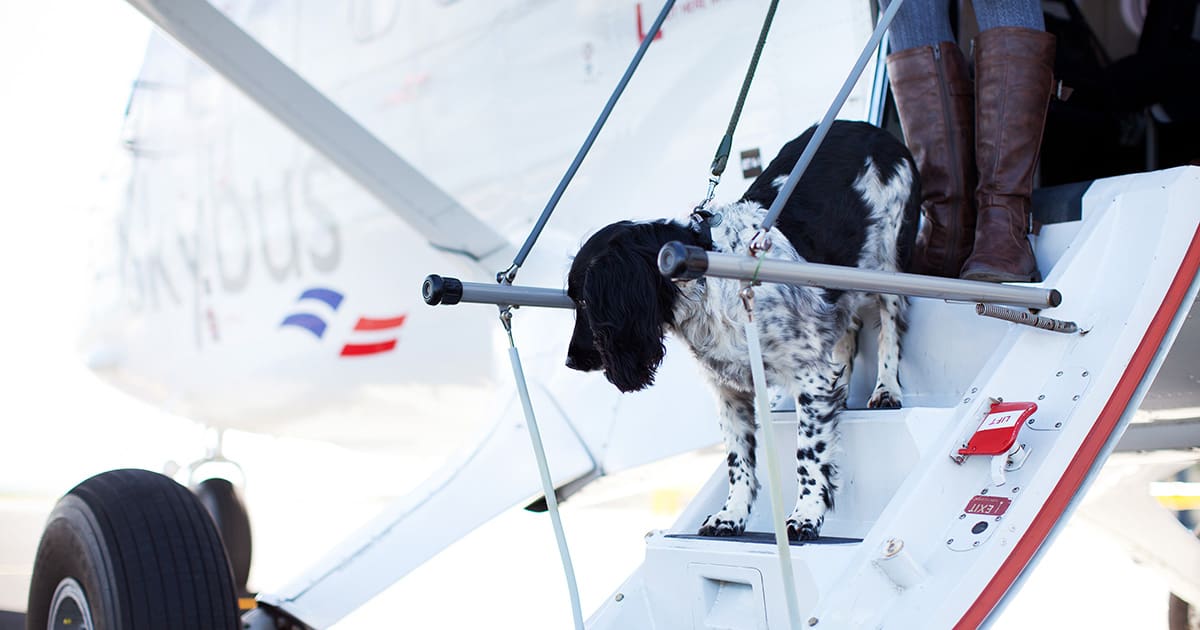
[964,495,1011,516]
[959,401,1038,456]
[981,411,1022,431]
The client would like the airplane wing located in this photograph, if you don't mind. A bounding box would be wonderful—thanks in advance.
[125,0,512,267]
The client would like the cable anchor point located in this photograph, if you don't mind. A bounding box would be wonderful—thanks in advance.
[739,285,756,322]
[497,264,519,286]
[697,176,720,211]
[749,229,772,256]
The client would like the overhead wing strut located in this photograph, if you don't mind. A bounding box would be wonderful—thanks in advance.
[124,0,512,265]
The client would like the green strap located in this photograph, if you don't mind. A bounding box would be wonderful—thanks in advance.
[710,0,781,179]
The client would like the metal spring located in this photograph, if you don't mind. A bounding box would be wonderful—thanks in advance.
[975,303,1080,334]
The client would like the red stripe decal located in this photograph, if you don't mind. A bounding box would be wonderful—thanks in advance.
[956,224,1200,629]
[354,314,407,331]
[340,339,397,357]
[635,3,664,42]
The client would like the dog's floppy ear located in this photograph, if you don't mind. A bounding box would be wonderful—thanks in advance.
[581,240,676,393]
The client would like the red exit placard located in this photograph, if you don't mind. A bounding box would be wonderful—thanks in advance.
[964,495,1012,516]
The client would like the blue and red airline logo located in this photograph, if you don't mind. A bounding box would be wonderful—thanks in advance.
[280,287,406,357]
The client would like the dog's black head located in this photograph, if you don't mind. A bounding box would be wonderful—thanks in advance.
[566,221,689,392]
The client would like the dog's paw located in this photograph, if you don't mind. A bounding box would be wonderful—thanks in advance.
[867,386,902,409]
[786,516,822,541]
[698,512,746,537]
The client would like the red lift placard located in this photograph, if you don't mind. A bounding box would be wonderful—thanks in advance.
[958,401,1038,457]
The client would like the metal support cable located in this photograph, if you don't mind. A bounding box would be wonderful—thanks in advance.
[758,0,906,235]
[504,0,675,283]
[502,312,585,630]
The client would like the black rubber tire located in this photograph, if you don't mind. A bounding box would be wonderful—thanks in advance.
[193,477,253,595]
[26,469,239,630]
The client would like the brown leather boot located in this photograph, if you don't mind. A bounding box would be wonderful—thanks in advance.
[960,27,1056,283]
[887,42,976,278]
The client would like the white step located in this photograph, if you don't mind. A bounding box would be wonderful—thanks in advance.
[635,406,956,630]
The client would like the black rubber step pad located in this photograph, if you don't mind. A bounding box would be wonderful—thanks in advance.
[665,532,862,546]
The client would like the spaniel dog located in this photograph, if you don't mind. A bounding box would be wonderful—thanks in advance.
[565,120,919,540]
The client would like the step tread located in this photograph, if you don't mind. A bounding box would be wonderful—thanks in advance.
[663,532,862,546]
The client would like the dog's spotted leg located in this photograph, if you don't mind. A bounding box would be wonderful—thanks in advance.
[831,314,861,395]
[867,293,905,409]
[699,387,759,537]
[787,365,844,541]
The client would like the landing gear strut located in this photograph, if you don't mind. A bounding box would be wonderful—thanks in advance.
[186,428,254,595]
[194,477,253,595]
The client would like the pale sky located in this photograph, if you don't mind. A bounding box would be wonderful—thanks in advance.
[0,1,146,322]
[0,2,202,493]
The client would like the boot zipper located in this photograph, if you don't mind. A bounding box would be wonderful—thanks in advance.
[932,44,964,277]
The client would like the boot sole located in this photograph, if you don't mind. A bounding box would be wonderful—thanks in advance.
[960,268,1042,283]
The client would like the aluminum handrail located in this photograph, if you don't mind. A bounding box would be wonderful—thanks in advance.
[423,241,1063,312]
[423,275,573,309]
[657,242,1062,310]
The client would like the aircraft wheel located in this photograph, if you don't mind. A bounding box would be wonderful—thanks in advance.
[194,477,253,594]
[27,469,239,630]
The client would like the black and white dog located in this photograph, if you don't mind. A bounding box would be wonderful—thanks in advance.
[564,121,920,540]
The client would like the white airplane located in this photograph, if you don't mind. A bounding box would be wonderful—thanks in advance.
[19,0,1200,628]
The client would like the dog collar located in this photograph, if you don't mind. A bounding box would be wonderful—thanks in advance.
[689,208,722,250]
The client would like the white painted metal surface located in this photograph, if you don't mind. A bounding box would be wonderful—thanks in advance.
[257,386,595,627]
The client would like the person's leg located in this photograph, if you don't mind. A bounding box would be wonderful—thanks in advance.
[885,0,955,52]
[971,0,1045,33]
[960,1,1054,282]
[883,0,976,277]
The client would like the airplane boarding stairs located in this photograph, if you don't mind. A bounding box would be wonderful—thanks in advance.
[587,166,1200,629]
[602,406,946,630]
[248,167,1198,629]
